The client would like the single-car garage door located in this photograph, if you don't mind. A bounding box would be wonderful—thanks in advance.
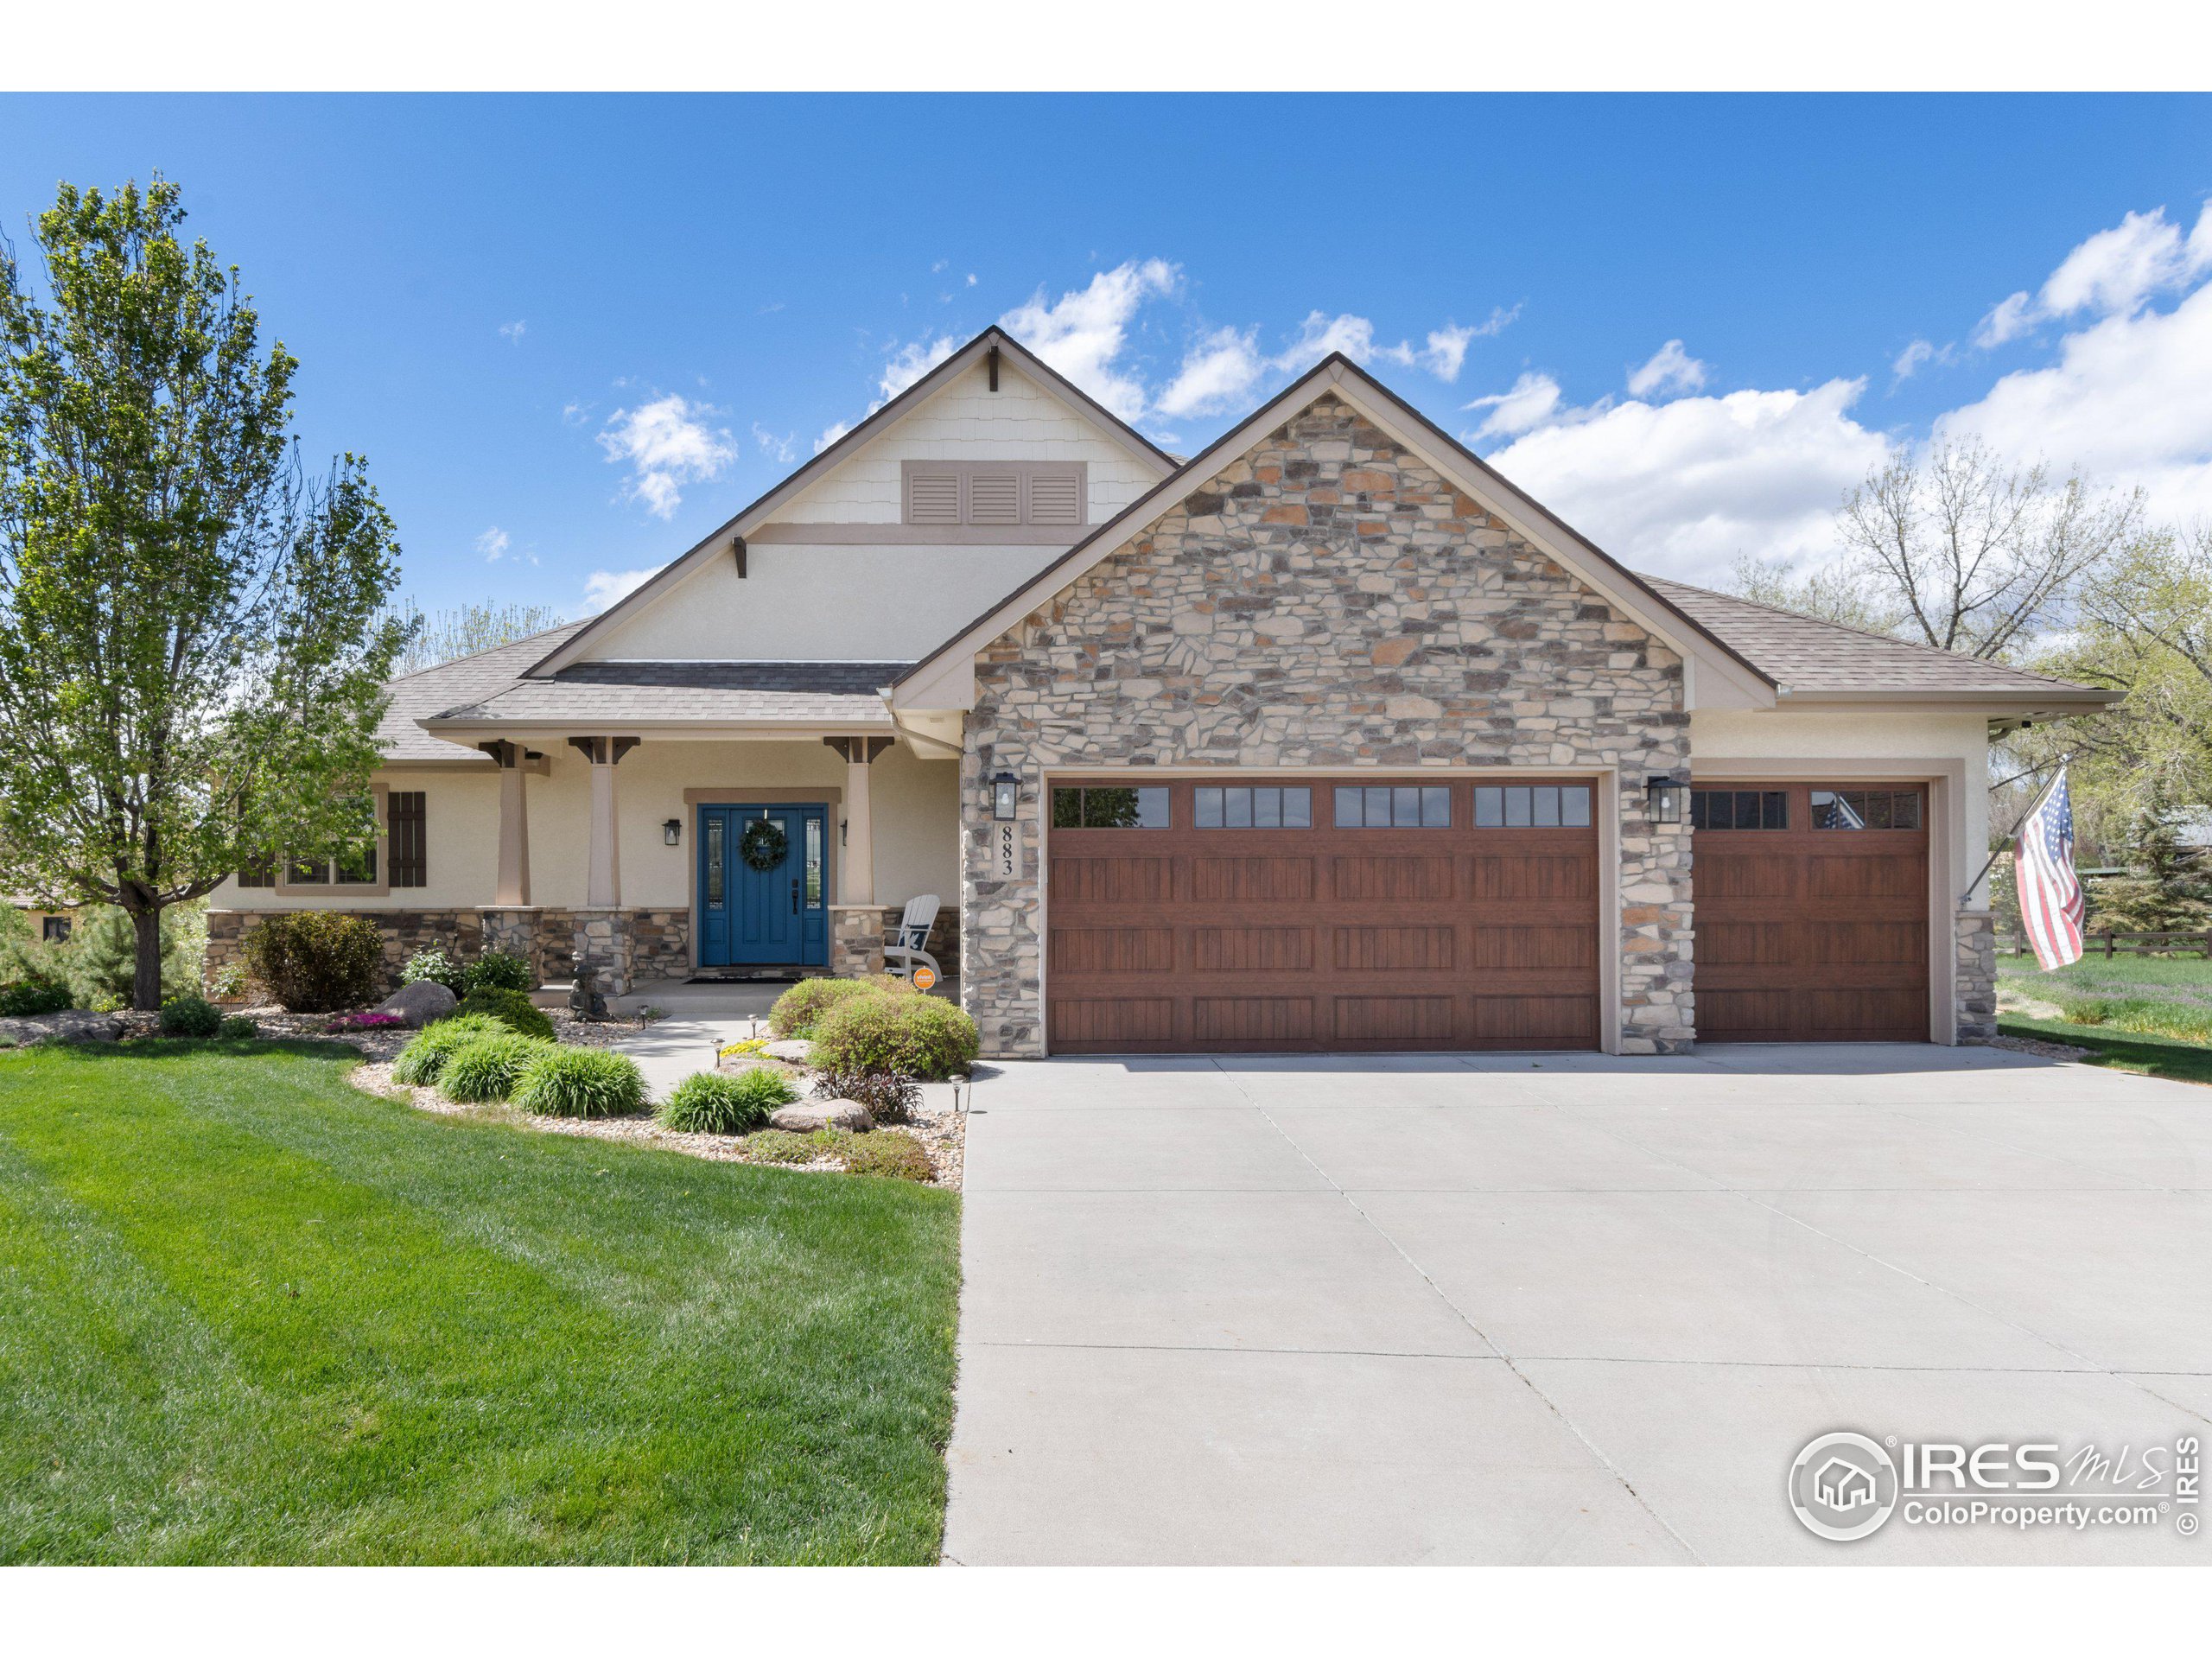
[1693,781,1930,1043]
[1045,777,1600,1054]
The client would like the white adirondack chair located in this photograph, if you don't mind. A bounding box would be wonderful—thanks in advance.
[884,893,944,988]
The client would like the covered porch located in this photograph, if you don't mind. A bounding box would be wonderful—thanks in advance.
[417,672,963,1000]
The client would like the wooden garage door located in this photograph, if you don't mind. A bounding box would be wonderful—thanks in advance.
[1694,782,1930,1043]
[1046,777,1600,1053]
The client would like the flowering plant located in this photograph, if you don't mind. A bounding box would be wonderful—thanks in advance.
[327,1010,406,1032]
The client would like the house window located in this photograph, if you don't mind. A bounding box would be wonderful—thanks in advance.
[41,916,71,944]
[1692,790,1789,830]
[1194,786,1313,829]
[1333,785,1450,828]
[1472,785,1592,828]
[1812,789,1922,830]
[904,461,1086,528]
[238,854,276,888]
[1052,786,1169,830]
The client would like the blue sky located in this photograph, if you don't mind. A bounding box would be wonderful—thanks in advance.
[3,93,2209,614]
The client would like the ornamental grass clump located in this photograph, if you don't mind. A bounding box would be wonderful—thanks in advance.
[391,1013,509,1086]
[809,993,978,1082]
[440,1033,556,1103]
[512,1046,647,1118]
[452,986,556,1041]
[766,976,886,1039]
[658,1066,795,1134]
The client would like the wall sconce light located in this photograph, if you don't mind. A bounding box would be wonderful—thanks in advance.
[990,772,1020,822]
[663,818,682,846]
[1644,776,1687,824]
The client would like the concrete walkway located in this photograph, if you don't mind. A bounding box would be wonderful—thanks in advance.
[944,1045,2212,1565]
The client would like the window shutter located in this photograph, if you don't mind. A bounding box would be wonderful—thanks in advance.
[968,472,1020,524]
[906,471,960,524]
[1026,470,1081,524]
[389,791,428,887]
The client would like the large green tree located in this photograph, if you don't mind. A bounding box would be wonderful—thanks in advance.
[0,178,407,1009]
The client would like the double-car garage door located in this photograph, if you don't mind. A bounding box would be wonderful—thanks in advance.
[1046,776,1601,1054]
[1041,773,1936,1054]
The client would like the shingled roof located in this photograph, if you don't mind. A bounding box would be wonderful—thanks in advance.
[376,624,588,763]
[1641,578,2115,703]
[430,660,906,729]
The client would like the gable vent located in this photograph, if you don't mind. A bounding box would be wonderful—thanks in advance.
[906,471,960,524]
[968,473,1021,524]
[1027,472,1082,524]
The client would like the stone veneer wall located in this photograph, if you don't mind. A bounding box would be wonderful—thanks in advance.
[206,908,485,995]
[206,904,687,995]
[958,393,1694,1058]
[1954,909,1997,1043]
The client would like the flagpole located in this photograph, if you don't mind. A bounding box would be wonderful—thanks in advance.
[1960,753,2075,906]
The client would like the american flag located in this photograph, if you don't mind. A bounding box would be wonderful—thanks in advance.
[2015,766,2084,970]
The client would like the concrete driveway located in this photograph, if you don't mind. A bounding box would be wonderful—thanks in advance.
[943,1046,2212,1565]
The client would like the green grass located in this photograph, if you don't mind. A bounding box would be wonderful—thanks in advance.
[0,1039,960,1563]
[1999,1014,2212,1087]
[1996,952,2212,1005]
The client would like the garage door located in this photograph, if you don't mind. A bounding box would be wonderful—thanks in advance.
[1693,782,1930,1042]
[1045,777,1600,1054]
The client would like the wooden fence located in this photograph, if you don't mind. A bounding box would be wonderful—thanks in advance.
[1995,930,2212,959]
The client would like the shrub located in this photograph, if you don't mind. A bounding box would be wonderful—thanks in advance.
[464,949,534,995]
[741,1128,834,1165]
[207,962,249,1002]
[512,1046,647,1118]
[400,945,469,995]
[159,994,222,1037]
[813,1065,919,1122]
[440,1033,556,1103]
[242,912,385,1013]
[840,1132,934,1183]
[0,977,74,1017]
[658,1066,793,1134]
[63,902,206,1007]
[86,988,126,1014]
[218,1015,260,1040]
[453,987,556,1041]
[810,993,978,1081]
[391,1014,509,1085]
[718,1037,769,1061]
[766,976,881,1039]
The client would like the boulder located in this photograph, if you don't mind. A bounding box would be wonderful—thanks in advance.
[0,1010,124,1047]
[762,1039,814,1065]
[376,980,458,1028]
[768,1099,875,1133]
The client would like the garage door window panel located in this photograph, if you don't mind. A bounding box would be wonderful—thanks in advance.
[1052,785,1170,830]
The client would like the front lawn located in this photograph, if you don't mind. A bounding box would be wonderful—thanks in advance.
[1996,951,2212,1006]
[1998,1014,2212,1087]
[0,1039,960,1563]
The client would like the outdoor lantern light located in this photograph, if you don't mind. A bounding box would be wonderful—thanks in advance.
[663,817,682,846]
[990,772,1020,822]
[1644,776,1687,824]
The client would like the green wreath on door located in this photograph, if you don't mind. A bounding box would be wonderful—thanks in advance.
[739,817,789,872]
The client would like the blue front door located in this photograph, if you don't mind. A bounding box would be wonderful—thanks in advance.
[697,804,830,968]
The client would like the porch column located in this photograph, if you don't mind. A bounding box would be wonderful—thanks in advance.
[569,736,639,907]
[824,736,895,905]
[478,741,533,906]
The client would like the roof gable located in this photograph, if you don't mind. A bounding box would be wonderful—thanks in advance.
[527,326,1177,677]
[891,354,1778,714]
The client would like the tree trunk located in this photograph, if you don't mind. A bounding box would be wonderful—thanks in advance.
[132,906,164,1012]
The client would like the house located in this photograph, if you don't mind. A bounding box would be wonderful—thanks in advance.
[5,897,75,944]
[203,327,2115,1056]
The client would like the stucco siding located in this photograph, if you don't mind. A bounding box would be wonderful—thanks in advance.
[575,545,1076,662]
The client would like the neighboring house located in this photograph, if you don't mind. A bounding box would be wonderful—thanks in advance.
[5,898,74,944]
[204,327,2114,1056]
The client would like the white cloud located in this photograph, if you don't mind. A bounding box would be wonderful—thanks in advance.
[475,526,511,562]
[1484,379,1890,582]
[751,422,796,466]
[1462,372,1566,441]
[1892,338,1938,381]
[582,565,664,613]
[595,394,735,518]
[999,259,1179,421]
[965,273,977,287]
[560,400,589,427]
[1975,201,2212,349]
[813,420,852,455]
[1414,323,1480,382]
[879,335,959,403]
[1626,339,1707,398]
[499,320,526,345]
[1155,326,1267,420]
